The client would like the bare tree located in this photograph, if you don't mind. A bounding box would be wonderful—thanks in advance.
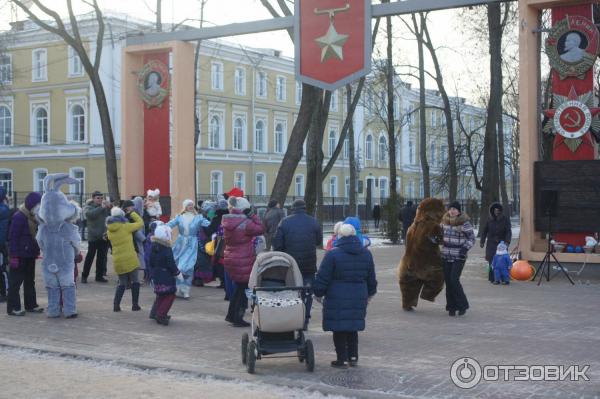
[347,85,357,216]
[13,0,120,201]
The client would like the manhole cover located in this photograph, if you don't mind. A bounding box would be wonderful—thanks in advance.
[321,369,401,392]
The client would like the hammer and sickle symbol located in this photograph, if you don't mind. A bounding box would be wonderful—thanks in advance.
[564,110,582,129]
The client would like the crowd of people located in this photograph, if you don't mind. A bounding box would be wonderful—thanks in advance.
[0,180,512,368]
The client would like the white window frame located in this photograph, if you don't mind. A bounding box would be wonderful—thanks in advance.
[0,100,13,146]
[68,46,84,78]
[409,138,416,165]
[0,168,13,194]
[274,119,287,154]
[30,101,50,145]
[0,53,12,85]
[210,170,223,196]
[254,117,267,153]
[343,137,349,159]
[232,113,247,151]
[208,111,225,149]
[67,97,87,143]
[233,171,246,192]
[69,167,85,195]
[393,95,400,120]
[276,75,287,102]
[330,90,338,112]
[379,177,389,199]
[211,62,224,91]
[430,109,436,127]
[329,175,338,197]
[295,174,305,196]
[328,127,338,158]
[256,70,267,98]
[234,67,246,96]
[33,168,48,193]
[32,48,47,82]
[344,176,350,198]
[378,134,388,162]
[295,81,303,105]
[255,173,266,196]
[365,134,373,161]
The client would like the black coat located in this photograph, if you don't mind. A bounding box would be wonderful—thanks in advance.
[400,205,416,230]
[372,205,381,220]
[481,203,512,262]
[149,238,180,295]
[272,209,323,275]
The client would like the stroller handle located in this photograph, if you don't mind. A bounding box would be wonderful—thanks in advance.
[253,286,307,293]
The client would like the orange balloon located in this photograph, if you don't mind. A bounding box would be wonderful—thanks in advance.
[510,260,535,281]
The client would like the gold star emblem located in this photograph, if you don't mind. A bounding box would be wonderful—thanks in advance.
[315,23,349,62]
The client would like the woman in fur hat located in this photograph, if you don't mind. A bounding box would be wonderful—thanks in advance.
[441,201,475,316]
[166,199,210,299]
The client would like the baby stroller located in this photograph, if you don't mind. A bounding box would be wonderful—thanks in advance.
[241,251,315,374]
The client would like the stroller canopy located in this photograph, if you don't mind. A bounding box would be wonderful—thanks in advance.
[248,251,304,289]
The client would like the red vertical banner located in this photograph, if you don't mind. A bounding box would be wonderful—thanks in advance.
[139,52,171,217]
[545,4,599,246]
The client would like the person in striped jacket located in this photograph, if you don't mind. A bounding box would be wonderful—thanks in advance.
[441,201,475,317]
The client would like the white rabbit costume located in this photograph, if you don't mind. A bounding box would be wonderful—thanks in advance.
[36,173,81,318]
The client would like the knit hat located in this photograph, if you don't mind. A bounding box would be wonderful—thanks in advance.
[292,199,306,210]
[154,224,172,242]
[217,198,229,210]
[182,199,194,209]
[91,191,103,198]
[228,196,251,211]
[121,200,134,209]
[496,241,508,255]
[25,192,42,211]
[339,223,356,237]
[333,221,344,235]
[448,201,461,213]
[344,216,364,245]
[0,186,6,202]
[111,207,125,218]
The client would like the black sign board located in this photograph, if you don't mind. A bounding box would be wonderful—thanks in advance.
[534,160,600,232]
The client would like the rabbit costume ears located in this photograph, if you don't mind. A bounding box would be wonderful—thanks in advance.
[147,188,160,198]
[38,173,79,225]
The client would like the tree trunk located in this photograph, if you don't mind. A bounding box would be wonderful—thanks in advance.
[498,117,510,215]
[414,14,430,198]
[270,84,322,205]
[156,0,162,32]
[305,91,330,217]
[347,85,357,217]
[479,4,502,231]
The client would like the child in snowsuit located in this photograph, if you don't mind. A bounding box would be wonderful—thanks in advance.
[491,241,511,285]
[148,225,180,325]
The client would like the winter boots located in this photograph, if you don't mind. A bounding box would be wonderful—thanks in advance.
[131,283,141,311]
[113,285,126,312]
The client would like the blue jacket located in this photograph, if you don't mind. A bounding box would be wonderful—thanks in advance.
[149,237,180,295]
[0,202,9,244]
[313,236,377,332]
[492,253,512,271]
[273,209,323,275]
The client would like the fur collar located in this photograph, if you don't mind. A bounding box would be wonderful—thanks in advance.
[151,236,172,247]
[442,212,470,226]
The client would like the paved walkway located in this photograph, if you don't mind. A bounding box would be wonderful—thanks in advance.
[0,245,598,398]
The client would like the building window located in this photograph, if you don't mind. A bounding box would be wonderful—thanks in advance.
[441,144,448,165]
[234,171,245,191]
[33,168,47,193]
[255,173,266,196]
[32,48,47,82]
[0,105,11,146]
[68,46,83,77]
[409,138,415,164]
[0,169,12,194]
[330,90,338,112]
[0,53,12,84]
[70,104,86,143]
[365,134,373,160]
[69,168,85,195]
[233,117,245,151]
[274,121,285,154]
[344,176,350,198]
[295,81,303,105]
[343,137,349,159]
[406,180,415,198]
[255,119,266,152]
[408,105,415,126]
[209,115,222,149]
[379,135,387,161]
[431,110,436,127]
[329,176,338,197]
[276,75,286,102]
[430,143,437,166]
[211,62,223,91]
[295,175,305,196]
[379,177,388,199]
[210,171,223,196]
[34,106,49,144]
[328,128,337,157]
[393,95,400,120]
[257,71,267,98]
[234,67,246,95]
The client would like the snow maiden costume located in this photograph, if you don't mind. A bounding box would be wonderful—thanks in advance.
[36,173,81,318]
[167,199,209,298]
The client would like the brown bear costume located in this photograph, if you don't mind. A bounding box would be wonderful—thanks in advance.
[398,198,445,311]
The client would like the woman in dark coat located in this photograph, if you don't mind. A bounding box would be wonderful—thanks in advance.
[480,203,512,282]
[313,223,377,369]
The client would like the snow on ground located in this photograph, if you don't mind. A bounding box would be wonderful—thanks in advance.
[0,346,348,399]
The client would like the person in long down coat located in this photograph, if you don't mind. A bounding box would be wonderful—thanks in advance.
[222,196,264,327]
[313,223,377,369]
[480,203,512,283]
[167,199,209,299]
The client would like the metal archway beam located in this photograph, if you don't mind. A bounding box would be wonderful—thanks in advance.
[125,0,514,46]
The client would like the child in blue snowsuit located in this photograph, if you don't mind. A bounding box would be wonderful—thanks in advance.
[491,241,511,285]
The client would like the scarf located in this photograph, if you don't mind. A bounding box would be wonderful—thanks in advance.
[19,204,38,238]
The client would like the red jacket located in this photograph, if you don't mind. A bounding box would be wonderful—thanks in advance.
[222,210,264,283]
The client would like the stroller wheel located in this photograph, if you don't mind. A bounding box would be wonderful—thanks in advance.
[241,333,249,365]
[305,340,315,372]
[246,341,257,374]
